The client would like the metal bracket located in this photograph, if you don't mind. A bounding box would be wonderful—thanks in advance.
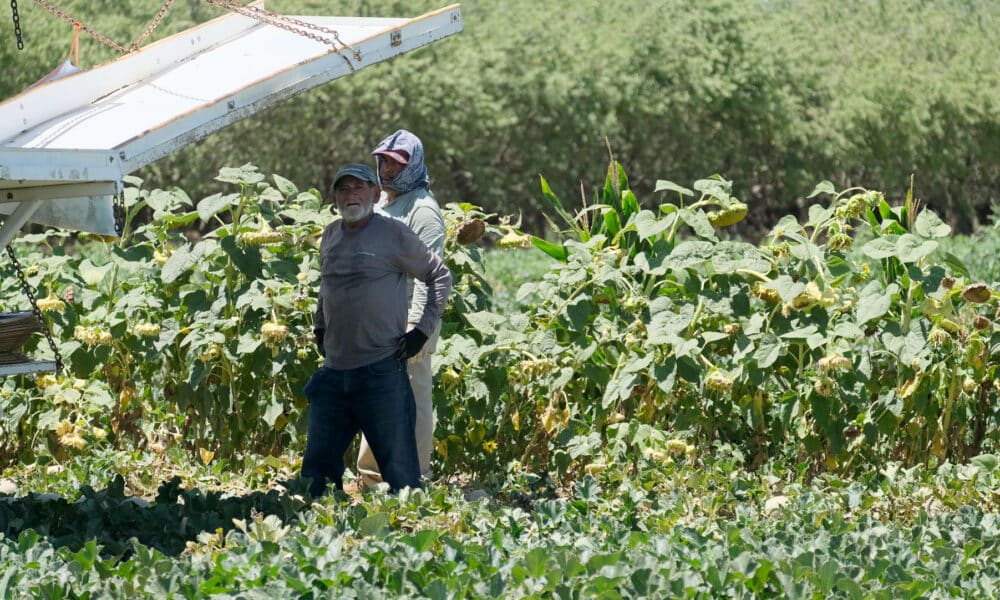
[390,30,401,47]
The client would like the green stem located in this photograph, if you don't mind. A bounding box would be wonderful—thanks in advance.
[687,297,704,338]
[544,279,593,328]
[901,280,915,332]
[941,364,959,455]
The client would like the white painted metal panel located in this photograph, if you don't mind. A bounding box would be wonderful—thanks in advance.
[0,4,463,235]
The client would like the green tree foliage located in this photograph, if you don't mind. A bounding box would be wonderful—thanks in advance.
[1,0,998,232]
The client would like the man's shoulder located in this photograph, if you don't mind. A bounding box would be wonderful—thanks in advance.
[370,213,412,236]
[396,187,440,213]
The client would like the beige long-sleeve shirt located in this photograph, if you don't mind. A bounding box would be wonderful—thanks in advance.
[314,214,452,370]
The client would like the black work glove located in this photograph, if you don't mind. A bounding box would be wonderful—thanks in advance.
[396,329,428,360]
[314,328,326,357]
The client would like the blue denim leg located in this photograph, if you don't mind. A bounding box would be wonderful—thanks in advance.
[356,356,420,491]
[301,356,420,496]
[301,367,359,497]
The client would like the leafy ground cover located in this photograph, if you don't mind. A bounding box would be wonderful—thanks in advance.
[0,450,998,598]
[1,163,999,596]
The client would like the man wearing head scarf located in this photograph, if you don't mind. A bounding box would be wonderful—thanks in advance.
[356,130,446,487]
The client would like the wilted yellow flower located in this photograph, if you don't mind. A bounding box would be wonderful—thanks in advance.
[752,284,781,305]
[706,200,748,228]
[198,344,221,362]
[817,354,851,373]
[74,326,112,346]
[35,374,58,388]
[722,323,740,336]
[666,439,688,455]
[928,327,951,346]
[240,217,284,246]
[199,448,215,465]
[440,367,461,388]
[791,282,822,311]
[153,250,170,265]
[541,405,560,434]
[132,322,161,338]
[261,322,289,344]
[518,358,556,377]
[497,229,532,249]
[482,440,497,454]
[435,439,449,460]
[55,419,74,437]
[91,427,107,441]
[584,462,607,476]
[59,434,87,450]
[606,412,625,424]
[705,370,733,393]
[37,293,65,313]
[813,376,834,397]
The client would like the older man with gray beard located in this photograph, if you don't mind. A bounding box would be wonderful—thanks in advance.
[303,163,452,496]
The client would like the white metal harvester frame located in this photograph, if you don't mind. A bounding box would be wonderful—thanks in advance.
[0,2,463,375]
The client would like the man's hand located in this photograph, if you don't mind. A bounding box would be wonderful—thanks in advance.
[396,329,428,360]
[314,328,326,357]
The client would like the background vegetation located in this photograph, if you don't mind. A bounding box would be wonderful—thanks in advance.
[2,0,998,235]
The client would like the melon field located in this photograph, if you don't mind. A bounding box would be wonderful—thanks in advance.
[0,163,998,597]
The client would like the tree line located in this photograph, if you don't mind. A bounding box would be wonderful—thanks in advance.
[3,0,998,236]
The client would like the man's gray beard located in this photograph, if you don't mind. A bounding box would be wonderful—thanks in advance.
[341,204,373,223]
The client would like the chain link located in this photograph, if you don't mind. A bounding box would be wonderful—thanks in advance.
[33,0,128,54]
[128,0,174,52]
[113,190,126,238]
[4,245,63,373]
[11,0,23,50]
[204,0,361,67]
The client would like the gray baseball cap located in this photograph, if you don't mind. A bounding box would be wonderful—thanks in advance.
[332,163,377,188]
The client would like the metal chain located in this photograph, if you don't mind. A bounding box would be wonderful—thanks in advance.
[128,0,174,52]
[204,0,360,65]
[113,190,126,237]
[33,0,128,54]
[11,0,23,50]
[4,244,63,373]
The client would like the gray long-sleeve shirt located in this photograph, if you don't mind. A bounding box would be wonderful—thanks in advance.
[314,214,452,370]
[378,187,445,326]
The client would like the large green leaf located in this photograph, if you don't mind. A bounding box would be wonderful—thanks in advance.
[197,193,240,222]
[807,180,836,198]
[861,237,899,260]
[679,208,716,240]
[631,210,673,241]
[654,179,694,197]
[855,282,898,324]
[79,260,113,286]
[895,234,937,263]
[221,236,264,279]
[914,209,951,239]
[754,333,783,368]
[160,244,198,284]
[216,164,265,185]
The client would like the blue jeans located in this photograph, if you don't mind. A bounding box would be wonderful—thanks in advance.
[301,355,420,496]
